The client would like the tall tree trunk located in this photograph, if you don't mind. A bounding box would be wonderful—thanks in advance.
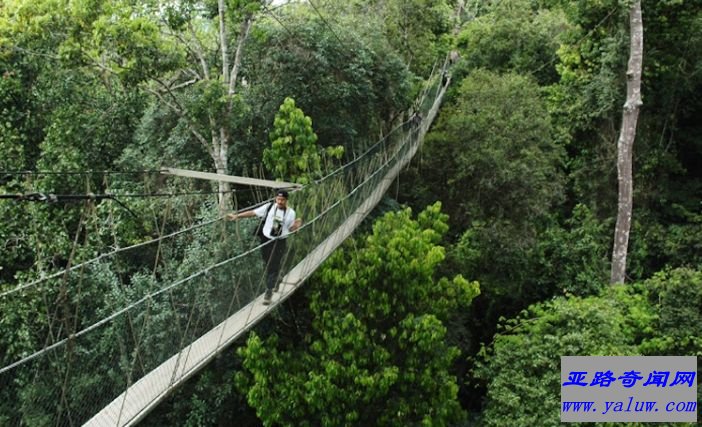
[610,1,643,284]
[214,0,233,213]
[214,128,232,212]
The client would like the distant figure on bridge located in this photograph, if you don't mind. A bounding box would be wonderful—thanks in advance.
[227,190,302,304]
[410,111,422,127]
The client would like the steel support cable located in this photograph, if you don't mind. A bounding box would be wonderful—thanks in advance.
[215,252,252,354]
[164,286,201,406]
[0,170,163,176]
[9,69,434,297]
[262,4,297,39]
[292,74,439,220]
[25,196,93,425]
[45,201,92,351]
[235,178,351,346]
[163,205,231,405]
[262,0,360,81]
[20,141,390,364]
[224,193,270,334]
[145,170,244,400]
[105,62,449,425]
[313,116,413,184]
[260,0,419,169]
[228,195,276,339]
[0,188,258,201]
[0,199,273,298]
[526,6,620,81]
[307,0,352,58]
[100,176,150,420]
[231,250,269,324]
[11,67,440,332]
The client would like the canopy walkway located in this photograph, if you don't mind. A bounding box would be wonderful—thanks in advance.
[0,61,450,426]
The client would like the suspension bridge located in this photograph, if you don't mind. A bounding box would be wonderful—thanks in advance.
[0,61,450,426]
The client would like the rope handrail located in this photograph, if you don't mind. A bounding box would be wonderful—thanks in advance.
[0,199,273,298]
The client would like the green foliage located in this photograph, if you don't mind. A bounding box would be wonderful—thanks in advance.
[476,267,702,426]
[625,206,702,280]
[237,203,479,426]
[475,286,652,427]
[371,0,454,77]
[638,267,702,356]
[263,97,343,184]
[418,69,564,231]
[1,0,699,422]
[0,68,26,170]
[445,206,609,353]
[455,0,569,85]
[543,0,702,224]
[533,204,611,296]
[87,8,183,84]
[243,11,413,159]
[0,0,435,423]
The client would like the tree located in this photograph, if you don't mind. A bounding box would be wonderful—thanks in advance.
[141,0,269,212]
[454,0,569,85]
[476,266,702,426]
[475,286,653,427]
[312,0,455,78]
[610,0,643,284]
[541,0,702,280]
[412,69,564,232]
[543,0,630,215]
[372,0,455,77]
[237,203,479,426]
[263,97,343,185]
[638,268,702,356]
[241,9,414,159]
[0,0,150,284]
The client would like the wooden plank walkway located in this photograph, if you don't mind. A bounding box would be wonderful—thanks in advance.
[85,78,448,427]
[161,167,301,190]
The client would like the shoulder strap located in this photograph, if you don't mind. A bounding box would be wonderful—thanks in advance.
[264,202,274,218]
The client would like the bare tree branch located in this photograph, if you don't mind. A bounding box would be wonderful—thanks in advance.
[219,0,230,84]
[185,67,202,81]
[186,20,211,80]
[228,16,253,96]
[169,78,198,91]
[147,83,183,114]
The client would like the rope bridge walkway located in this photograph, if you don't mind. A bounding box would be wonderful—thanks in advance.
[0,61,450,426]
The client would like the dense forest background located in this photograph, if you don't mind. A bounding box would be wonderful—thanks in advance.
[1,0,701,426]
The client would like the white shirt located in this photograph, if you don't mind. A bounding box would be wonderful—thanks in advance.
[254,202,296,239]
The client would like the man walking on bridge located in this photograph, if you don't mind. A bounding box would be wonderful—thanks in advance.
[227,190,302,304]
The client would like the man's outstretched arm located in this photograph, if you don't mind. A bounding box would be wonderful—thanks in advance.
[226,210,257,221]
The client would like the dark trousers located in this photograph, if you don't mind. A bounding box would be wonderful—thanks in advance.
[261,237,286,291]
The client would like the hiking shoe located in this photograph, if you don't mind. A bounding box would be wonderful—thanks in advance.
[263,290,273,305]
